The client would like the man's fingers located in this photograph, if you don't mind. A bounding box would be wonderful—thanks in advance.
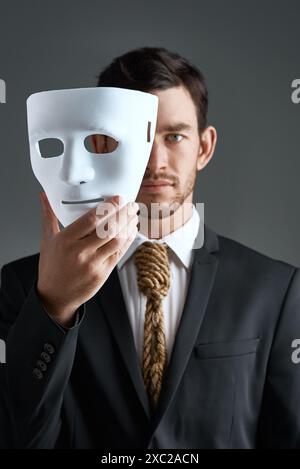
[80,200,139,251]
[39,192,60,238]
[105,224,138,269]
[63,195,123,240]
[93,212,138,264]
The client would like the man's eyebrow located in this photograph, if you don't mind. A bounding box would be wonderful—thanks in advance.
[157,122,193,133]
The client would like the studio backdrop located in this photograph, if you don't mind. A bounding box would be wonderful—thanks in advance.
[0,0,299,268]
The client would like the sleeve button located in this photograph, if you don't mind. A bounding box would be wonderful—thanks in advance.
[33,368,43,380]
[40,352,51,363]
[44,343,55,354]
[37,360,47,372]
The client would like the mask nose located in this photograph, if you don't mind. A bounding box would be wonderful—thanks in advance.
[59,139,95,185]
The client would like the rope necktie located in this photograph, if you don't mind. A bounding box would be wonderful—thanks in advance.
[134,241,171,412]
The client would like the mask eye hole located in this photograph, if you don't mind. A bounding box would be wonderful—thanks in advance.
[38,138,64,158]
[84,134,119,154]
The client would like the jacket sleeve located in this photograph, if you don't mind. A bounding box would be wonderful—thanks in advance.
[257,267,300,448]
[0,261,85,448]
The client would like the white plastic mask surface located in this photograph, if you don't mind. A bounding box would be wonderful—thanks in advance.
[26,87,158,226]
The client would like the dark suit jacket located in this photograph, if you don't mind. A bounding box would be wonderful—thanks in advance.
[0,224,300,449]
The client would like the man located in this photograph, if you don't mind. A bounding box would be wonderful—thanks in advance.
[0,46,300,449]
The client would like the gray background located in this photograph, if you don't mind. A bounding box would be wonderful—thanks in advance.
[0,0,299,269]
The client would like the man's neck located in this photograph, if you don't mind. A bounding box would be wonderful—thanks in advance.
[138,199,194,239]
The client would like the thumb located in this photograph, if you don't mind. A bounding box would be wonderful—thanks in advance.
[39,192,60,237]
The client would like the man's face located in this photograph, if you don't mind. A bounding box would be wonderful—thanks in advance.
[136,85,205,216]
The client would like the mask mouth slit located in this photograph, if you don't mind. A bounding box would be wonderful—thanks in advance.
[61,197,104,205]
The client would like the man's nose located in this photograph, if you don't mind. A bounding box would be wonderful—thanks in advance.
[59,139,95,185]
[146,139,168,172]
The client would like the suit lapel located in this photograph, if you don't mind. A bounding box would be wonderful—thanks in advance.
[150,224,219,431]
[97,223,219,427]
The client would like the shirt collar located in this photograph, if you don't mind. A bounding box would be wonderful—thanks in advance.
[117,204,200,271]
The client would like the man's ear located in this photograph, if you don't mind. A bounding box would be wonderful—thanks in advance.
[196,125,217,171]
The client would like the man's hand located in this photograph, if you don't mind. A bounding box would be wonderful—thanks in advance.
[37,192,139,327]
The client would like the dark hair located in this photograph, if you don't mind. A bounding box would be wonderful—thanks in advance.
[97,46,208,133]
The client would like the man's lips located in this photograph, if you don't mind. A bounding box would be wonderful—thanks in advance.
[141,180,174,187]
[140,180,175,193]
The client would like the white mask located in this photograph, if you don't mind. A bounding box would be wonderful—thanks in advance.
[26,87,158,226]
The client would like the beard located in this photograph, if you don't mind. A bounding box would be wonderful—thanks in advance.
[137,165,197,220]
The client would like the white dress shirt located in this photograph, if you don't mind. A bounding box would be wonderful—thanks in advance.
[117,205,200,367]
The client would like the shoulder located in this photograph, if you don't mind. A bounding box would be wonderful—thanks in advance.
[1,252,40,291]
[209,227,298,286]
[0,253,40,339]
[202,228,300,321]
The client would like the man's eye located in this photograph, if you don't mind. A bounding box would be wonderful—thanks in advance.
[166,134,184,143]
